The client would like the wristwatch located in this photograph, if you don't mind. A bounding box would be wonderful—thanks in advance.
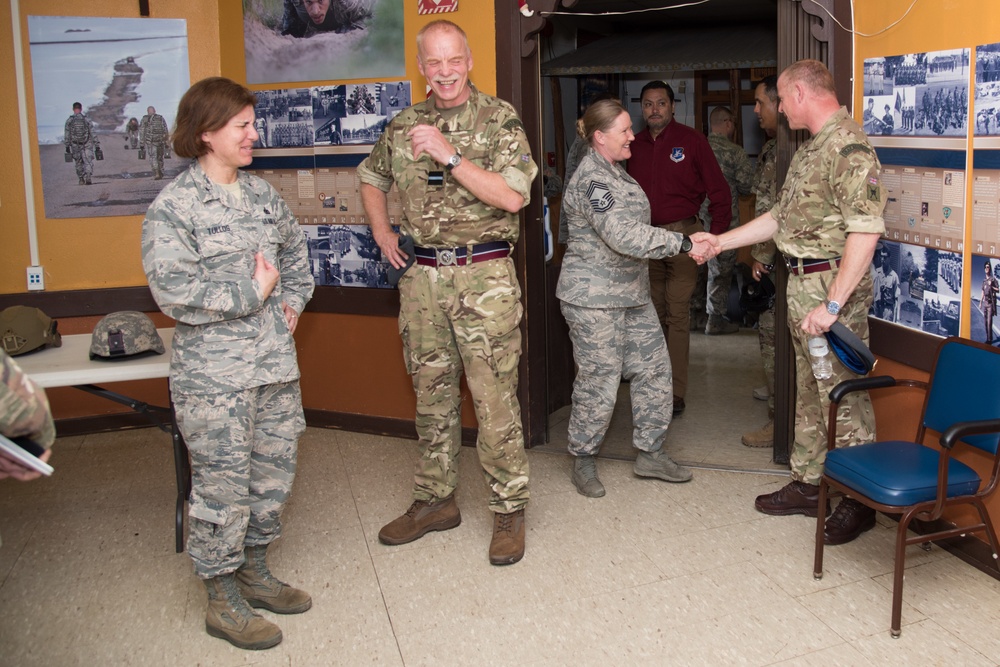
[826,300,841,315]
[445,152,462,171]
[680,236,693,254]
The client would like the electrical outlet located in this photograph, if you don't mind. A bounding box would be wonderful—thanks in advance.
[27,266,45,291]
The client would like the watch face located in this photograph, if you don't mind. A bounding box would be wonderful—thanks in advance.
[447,154,461,169]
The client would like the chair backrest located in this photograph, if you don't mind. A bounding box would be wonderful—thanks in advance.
[924,337,1000,454]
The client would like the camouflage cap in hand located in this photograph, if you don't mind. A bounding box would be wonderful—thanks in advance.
[0,306,62,356]
[89,311,165,360]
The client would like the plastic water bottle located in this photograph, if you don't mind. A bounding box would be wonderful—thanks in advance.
[808,336,833,380]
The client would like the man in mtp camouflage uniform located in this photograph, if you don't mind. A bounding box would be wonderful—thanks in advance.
[693,59,885,546]
[691,105,755,335]
[742,75,780,449]
[64,102,100,185]
[359,20,537,566]
[141,106,170,180]
[0,350,56,544]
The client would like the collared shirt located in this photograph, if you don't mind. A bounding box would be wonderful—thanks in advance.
[357,83,538,247]
[142,160,314,394]
[627,120,732,233]
[772,107,886,260]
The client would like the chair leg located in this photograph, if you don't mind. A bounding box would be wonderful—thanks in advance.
[813,480,829,580]
[890,511,915,638]
[970,500,1000,571]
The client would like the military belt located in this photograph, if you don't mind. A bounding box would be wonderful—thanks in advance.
[784,255,841,275]
[413,241,512,268]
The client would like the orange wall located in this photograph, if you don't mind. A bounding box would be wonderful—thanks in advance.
[3,1,495,426]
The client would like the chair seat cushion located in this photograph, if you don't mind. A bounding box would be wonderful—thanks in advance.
[824,441,982,507]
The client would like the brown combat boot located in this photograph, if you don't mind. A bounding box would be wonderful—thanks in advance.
[235,544,312,614]
[378,495,461,545]
[489,508,525,566]
[203,573,282,650]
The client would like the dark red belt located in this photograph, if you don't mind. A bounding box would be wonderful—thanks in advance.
[785,255,841,275]
[413,241,512,268]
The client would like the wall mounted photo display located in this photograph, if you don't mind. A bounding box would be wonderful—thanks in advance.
[27,15,189,219]
[243,0,404,85]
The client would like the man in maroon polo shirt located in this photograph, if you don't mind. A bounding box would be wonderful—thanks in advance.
[627,81,731,416]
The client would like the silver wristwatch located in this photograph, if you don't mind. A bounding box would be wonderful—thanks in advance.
[445,153,462,171]
[826,300,841,315]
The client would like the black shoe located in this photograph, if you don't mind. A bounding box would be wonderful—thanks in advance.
[672,397,685,417]
[755,481,829,517]
[824,498,876,545]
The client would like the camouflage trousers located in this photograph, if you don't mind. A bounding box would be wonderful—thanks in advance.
[758,304,775,416]
[560,301,673,455]
[786,270,876,483]
[147,142,165,175]
[398,258,529,513]
[706,249,737,317]
[69,143,95,180]
[173,380,305,578]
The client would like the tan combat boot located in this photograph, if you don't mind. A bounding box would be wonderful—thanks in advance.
[741,420,774,448]
[235,544,312,614]
[378,495,461,545]
[489,508,526,565]
[203,573,282,650]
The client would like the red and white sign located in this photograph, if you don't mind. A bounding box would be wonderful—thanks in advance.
[418,0,458,14]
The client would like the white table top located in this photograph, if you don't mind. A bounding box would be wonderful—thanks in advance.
[15,328,174,389]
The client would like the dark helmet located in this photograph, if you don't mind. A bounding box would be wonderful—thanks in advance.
[89,311,164,360]
[0,306,62,356]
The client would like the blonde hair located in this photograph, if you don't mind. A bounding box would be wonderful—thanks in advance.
[581,99,628,144]
[782,59,836,96]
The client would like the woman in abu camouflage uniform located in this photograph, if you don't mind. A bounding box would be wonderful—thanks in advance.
[141,77,314,651]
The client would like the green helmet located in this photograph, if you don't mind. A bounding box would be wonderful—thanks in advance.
[0,306,62,356]
[89,311,164,360]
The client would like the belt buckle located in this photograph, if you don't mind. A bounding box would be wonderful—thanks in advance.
[436,248,457,266]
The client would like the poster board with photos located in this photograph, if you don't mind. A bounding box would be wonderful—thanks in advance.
[863,43,1000,356]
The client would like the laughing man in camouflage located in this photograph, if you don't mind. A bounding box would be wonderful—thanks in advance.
[693,59,885,546]
[142,77,314,650]
[359,20,537,566]
[559,99,710,497]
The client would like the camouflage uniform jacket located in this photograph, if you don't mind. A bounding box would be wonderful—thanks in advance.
[0,350,55,449]
[773,108,886,260]
[142,160,314,395]
[64,113,98,147]
[557,147,685,308]
[704,132,755,230]
[357,83,538,246]
[142,114,169,147]
[751,137,778,265]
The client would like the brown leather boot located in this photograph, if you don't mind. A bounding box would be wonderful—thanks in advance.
[378,495,461,545]
[755,480,829,517]
[824,498,876,545]
[489,508,525,566]
[203,573,282,650]
[235,544,312,614]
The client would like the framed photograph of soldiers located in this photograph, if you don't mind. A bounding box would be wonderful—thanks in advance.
[970,253,1000,345]
[302,223,392,288]
[27,15,189,219]
[242,0,405,85]
[975,42,1000,136]
[253,88,315,149]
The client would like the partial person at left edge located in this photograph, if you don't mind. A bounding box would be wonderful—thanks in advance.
[141,76,315,652]
[280,0,373,37]
[0,349,55,487]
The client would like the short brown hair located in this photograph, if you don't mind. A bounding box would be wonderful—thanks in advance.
[172,77,257,159]
[782,59,837,96]
[581,99,628,143]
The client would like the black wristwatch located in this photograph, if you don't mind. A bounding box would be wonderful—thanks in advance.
[680,236,693,254]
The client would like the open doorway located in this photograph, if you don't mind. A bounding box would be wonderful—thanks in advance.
[533,1,781,470]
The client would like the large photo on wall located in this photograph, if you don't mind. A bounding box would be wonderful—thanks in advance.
[243,0,405,85]
[28,16,189,219]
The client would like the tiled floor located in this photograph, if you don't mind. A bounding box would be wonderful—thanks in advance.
[2,331,1000,665]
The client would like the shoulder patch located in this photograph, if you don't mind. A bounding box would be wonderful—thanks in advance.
[502,118,525,132]
[587,180,615,213]
[840,143,873,158]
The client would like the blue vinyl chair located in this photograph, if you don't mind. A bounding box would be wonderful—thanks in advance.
[813,337,1000,638]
